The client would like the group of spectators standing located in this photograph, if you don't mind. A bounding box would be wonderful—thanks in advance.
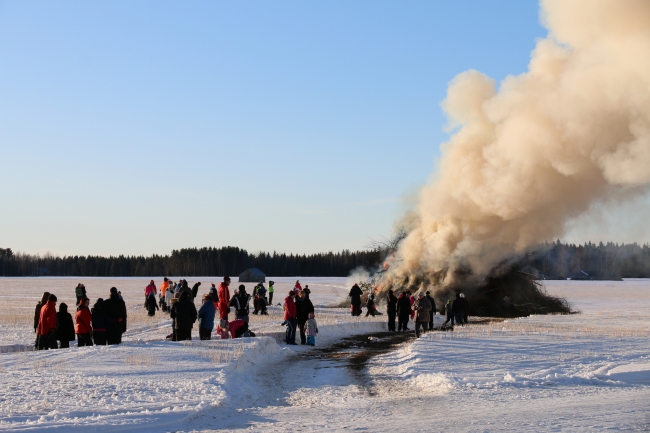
[161,276,262,341]
[281,283,318,346]
[34,285,127,350]
[348,283,472,338]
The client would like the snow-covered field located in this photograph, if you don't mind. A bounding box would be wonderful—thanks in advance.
[0,277,648,431]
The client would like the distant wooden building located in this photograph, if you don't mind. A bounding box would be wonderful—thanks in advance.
[238,268,266,283]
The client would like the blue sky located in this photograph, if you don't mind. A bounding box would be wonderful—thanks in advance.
[0,0,545,256]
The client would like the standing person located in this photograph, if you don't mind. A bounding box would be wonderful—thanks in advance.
[409,292,416,320]
[305,312,318,346]
[160,277,170,312]
[425,291,437,331]
[56,302,75,349]
[230,285,250,323]
[169,291,181,341]
[34,292,50,349]
[165,284,175,315]
[268,281,275,305]
[91,298,108,345]
[365,294,379,317]
[294,280,302,292]
[386,290,397,331]
[37,294,58,350]
[217,277,231,322]
[145,280,157,305]
[349,284,363,317]
[105,287,127,345]
[397,292,411,332]
[296,289,314,345]
[191,282,201,301]
[75,284,87,305]
[257,282,267,303]
[443,300,454,327]
[75,298,93,347]
[209,284,218,303]
[452,293,465,327]
[145,292,159,317]
[414,292,432,338]
[197,294,216,340]
[461,293,470,324]
[170,291,197,341]
[284,291,297,345]
[257,294,268,315]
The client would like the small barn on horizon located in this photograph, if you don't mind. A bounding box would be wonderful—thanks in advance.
[238,268,266,283]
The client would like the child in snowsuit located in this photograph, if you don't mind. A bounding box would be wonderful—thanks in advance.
[146,292,159,317]
[305,312,318,346]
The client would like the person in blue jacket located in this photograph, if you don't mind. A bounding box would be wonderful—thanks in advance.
[197,293,216,340]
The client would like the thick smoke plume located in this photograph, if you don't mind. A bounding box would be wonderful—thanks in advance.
[384,0,650,291]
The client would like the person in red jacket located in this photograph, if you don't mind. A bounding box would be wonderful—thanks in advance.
[75,297,93,346]
[218,276,231,321]
[283,290,297,345]
[37,294,58,350]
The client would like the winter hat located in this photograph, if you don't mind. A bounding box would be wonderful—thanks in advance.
[460,293,465,298]
[59,303,68,312]
[289,290,295,296]
[418,292,425,297]
[150,280,154,284]
[426,291,430,295]
[48,294,57,302]
[211,283,216,288]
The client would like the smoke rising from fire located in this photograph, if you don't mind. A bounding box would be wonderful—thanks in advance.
[389,0,650,286]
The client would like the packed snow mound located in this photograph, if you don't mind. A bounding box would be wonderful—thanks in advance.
[607,363,650,384]
[409,373,454,394]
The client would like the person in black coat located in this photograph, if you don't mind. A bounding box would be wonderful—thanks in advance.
[191,282,201,301]
[230,285,250,323]
[349,284,363,316]
[386,290,397,331]
[296,289,315,345]
[425,291,437,331]
[56,303,75,348]
[396,292,411,331]
[145,293,159,317]
[209,284,219,304]
[452,292,468,326]
[105,287,127,344]
[91,298,108,345]
[170,291,198,341]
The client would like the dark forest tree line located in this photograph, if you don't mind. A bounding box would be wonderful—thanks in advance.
[3,241,650,278]
[0,246,381,277]
[524,241,650,279]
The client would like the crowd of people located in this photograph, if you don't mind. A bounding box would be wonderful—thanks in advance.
[280,284,317,345]
[34,286,127,350]
[32,277,305,349]
[32,278,468,351]
[348,283,471,338]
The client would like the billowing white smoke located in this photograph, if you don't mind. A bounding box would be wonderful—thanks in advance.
[390,0,650,286]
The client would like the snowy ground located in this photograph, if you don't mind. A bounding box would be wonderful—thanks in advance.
[0,277,648,431]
